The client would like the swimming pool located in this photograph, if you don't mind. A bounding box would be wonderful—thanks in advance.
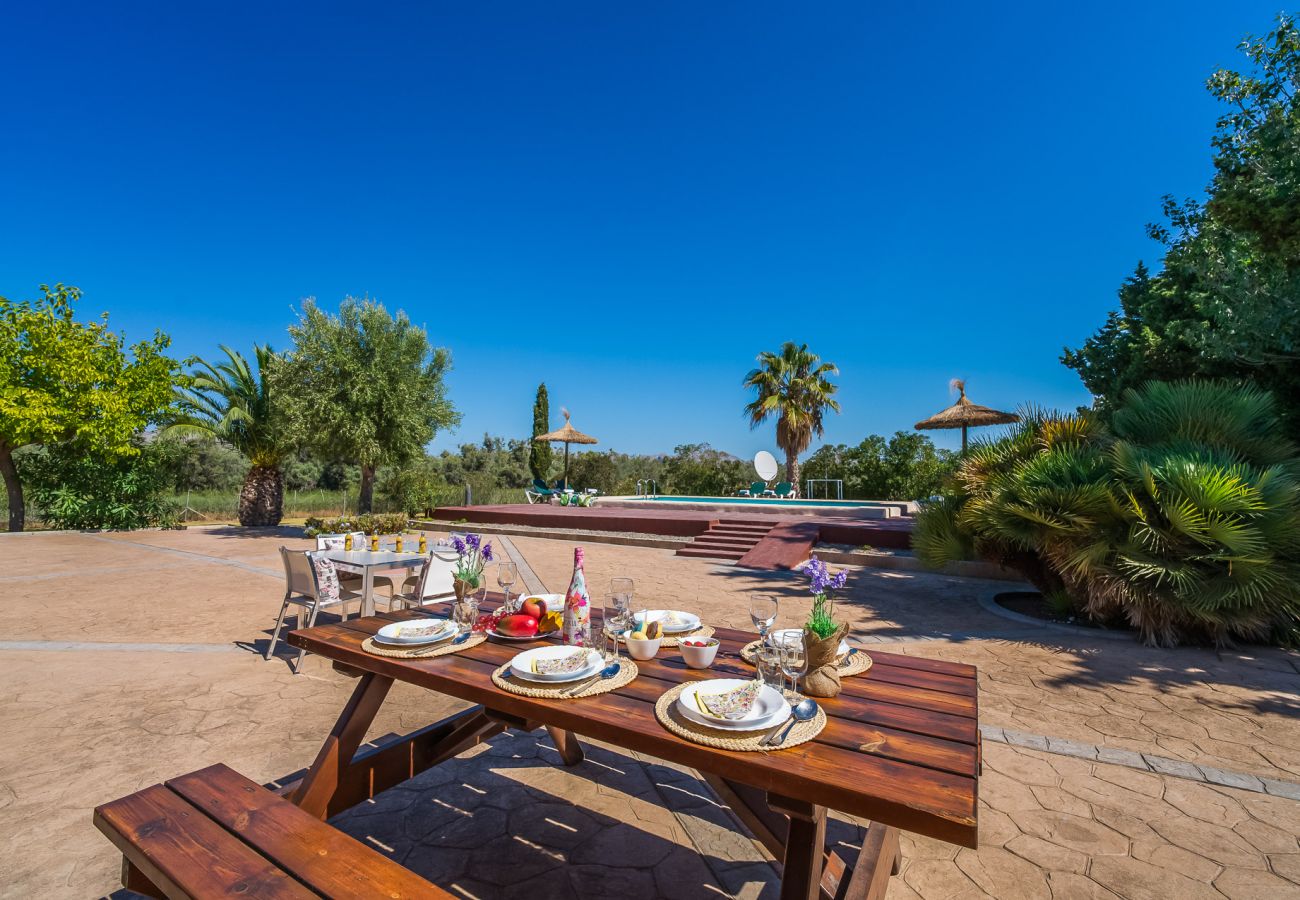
[602,495,914,519]
[647,495,884,508]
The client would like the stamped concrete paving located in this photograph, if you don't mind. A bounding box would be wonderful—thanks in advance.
[0,527,1298,898]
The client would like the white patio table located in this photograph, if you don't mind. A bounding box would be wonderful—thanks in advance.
[317,549,428,617]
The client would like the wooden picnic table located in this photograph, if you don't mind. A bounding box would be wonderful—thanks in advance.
[285,596,979,900]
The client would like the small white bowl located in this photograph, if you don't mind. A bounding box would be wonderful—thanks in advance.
[679,638,720,669]
[624,636,662,660]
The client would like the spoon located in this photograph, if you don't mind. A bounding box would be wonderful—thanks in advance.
[566,661,621,697]
[761,698,818,747]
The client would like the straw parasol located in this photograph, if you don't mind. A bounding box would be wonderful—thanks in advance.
[915,379,1019,453]
[533,408,598,487]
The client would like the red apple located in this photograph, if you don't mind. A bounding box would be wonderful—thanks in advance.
[521,597,547,620]
[497,614,539,637]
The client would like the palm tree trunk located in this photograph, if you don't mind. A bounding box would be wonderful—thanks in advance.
[358,464,376,514]
[238,465,284,526]
[785,450,800,491]
[0,441,25,532]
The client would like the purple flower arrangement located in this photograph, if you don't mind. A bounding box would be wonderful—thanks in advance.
[803,555,847,639]
[451,532,494,587]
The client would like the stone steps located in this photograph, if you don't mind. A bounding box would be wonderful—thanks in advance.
[675,520,774,563]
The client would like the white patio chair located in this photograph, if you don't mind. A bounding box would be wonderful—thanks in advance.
[392,548,460,609]
[267,547,362,673]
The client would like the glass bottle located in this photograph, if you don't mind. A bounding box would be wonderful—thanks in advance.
[562,547,591,646]
[418,533,428,554]
[344,533,353,551]
[395,533,404,553]
[370,534,379,552]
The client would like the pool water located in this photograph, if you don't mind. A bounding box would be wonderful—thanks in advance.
[643,495,883,508]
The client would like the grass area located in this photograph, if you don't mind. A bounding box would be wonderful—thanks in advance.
[172,484,525,523]
[172,489,360,521]
[2,484,528,530]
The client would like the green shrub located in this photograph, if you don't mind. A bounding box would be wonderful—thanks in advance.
[303,512,410,536]
[377,457,446,514]
[20,440,180,530]
[916,380,1300,647]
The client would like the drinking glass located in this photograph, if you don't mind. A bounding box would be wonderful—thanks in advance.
[453,591,479,630]
[749,594,778,642]
[497,562,518,612]
[591,614,617,663]
[778,633,809,701]
[754,643,783,692]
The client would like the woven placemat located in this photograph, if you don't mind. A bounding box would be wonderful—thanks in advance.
[739,641,874,678]
[491,658,639,699]
[362,631,486,659]
[654,682,826,752]
[620,625,715,649]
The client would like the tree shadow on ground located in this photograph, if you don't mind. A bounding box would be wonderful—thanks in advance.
[191,524,308,541]
[703,558,1300,723]
[109,728,863,900]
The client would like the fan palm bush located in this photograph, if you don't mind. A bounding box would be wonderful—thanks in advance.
[916,380,1300,646]
[1085,381,1300,646]
[914,408,1113,604]
[168,345,291,526]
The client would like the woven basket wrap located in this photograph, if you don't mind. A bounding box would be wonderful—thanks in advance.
[801,624,850,698]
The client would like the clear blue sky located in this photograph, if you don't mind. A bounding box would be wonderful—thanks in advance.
[2,2,1286,457]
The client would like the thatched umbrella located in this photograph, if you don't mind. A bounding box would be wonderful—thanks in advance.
[533,408,598,487]
[915,379,1019,453]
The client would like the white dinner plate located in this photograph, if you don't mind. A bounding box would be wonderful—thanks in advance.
[510,646,603,683]
[374,618,456,646]
[767,628,851,658]
[676,679,790,731]
[637,609,701,634]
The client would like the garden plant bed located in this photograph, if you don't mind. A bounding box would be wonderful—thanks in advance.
[994,591,1132,632]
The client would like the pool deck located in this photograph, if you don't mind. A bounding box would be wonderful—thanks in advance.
[432,502,913,569]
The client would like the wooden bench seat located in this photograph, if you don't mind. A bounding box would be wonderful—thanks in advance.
[94,762,452,899]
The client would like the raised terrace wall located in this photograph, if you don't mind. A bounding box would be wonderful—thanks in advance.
[433,503,915,570]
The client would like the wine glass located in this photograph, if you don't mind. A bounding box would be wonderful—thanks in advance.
[497,562,518,612]
[603,594,628,639]
[778,633,809,701]
[750,594,778,642]
[610,577,634,619]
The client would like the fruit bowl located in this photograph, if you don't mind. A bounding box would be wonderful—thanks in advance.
[679,637,719,669]
[625,635,661,660]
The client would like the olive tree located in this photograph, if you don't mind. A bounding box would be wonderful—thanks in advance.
[277,298,459,513]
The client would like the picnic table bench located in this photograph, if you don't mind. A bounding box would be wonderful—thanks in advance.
[94,762,452,899]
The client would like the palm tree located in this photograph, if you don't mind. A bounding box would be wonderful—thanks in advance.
[167,345,289,526]
[742,342,841,489]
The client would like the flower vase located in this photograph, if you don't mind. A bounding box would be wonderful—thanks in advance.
[801,624,848,698]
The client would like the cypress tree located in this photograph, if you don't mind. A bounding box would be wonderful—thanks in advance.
[529,383,553,480]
